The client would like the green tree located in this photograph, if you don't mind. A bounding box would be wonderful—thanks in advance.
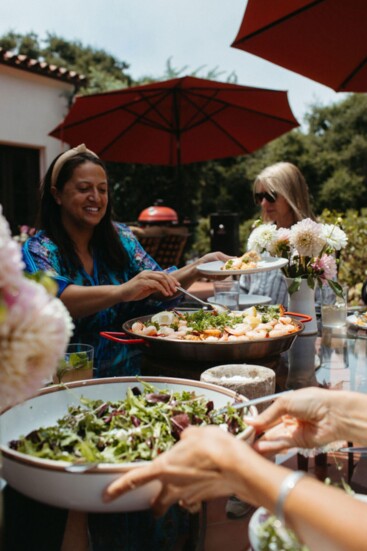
[0,31,132,92]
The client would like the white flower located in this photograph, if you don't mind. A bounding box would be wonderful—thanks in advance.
[0,203,74,411]
[267,227,291,256]
[321,224,348,251]
[247,223,277,253]
[0,278,73,410]
[290,219,326,257]
[0,205,24,289]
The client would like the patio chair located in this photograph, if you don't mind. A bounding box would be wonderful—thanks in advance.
[130,225,189,268]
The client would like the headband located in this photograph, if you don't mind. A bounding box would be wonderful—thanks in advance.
[50,144,99,189]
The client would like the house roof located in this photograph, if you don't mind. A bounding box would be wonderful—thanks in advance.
[0,48,87,87]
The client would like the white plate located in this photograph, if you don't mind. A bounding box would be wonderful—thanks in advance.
[207,294,272,309]
[347,314,367,330]
[197,257,288,276]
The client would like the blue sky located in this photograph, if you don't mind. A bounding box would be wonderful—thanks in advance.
[1,0,347,126]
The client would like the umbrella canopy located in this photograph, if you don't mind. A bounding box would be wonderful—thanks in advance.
[50,76,299,165]
[232,0,367,93]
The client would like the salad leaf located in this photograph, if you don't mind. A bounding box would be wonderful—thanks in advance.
[10,382,248,464]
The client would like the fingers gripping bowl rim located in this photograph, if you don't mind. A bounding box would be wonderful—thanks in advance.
[0,376,257,512]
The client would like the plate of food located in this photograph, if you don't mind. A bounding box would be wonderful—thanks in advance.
[347,312,367,330]
[197,255,288,276]
[0,377,257,512]
[207,294,272,309]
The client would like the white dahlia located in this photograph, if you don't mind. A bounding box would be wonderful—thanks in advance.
[290,219,326,257]
[247,223,278,253]
[321,223,348,251]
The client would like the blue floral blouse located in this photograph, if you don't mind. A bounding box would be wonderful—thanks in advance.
[22,223,181,377]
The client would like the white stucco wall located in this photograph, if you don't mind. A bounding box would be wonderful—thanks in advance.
[0,63,74,175]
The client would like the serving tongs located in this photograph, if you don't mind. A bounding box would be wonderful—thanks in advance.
[339,446,367,456]
[176,285,229,313]
[213,390,293,417]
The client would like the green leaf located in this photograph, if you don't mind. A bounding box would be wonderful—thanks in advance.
[327,279,344,297]
[287,277,302,295]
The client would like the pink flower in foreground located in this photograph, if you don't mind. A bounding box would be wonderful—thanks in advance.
[311,254,337,283]
[0,278,73,410]
[0,205,24,288]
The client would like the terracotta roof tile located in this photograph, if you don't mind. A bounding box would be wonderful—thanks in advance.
[0,48,86,87]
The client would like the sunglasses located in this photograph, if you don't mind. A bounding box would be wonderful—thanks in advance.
[254,191,277,205]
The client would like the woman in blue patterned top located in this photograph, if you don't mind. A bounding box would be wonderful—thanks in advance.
[11,144,229,551]
[23,144,228,378]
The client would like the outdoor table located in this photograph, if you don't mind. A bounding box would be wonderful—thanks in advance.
[3,317,367,551]
[141,320,367,392]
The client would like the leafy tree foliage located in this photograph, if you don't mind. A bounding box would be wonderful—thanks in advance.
[3,32,367,286]
[0,31,132,92]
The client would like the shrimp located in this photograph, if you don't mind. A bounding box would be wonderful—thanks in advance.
[224,323,249,336]
[279,316,293,325]
[273,323,295,334]
[228,335,250,342]
[142,325,158,336]
[247,329,267,340]
[256,322,274,331]
[158,326,175,336]
[131,321,145,334]
[268,328,288,338]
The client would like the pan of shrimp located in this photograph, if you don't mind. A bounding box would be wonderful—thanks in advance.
[100,305,312,363]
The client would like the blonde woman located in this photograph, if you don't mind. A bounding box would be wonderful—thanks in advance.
[241,162,315,307]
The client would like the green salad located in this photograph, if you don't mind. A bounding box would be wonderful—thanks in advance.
[9,381,248,464]
[256,479,354,550]
[257,514,309,551]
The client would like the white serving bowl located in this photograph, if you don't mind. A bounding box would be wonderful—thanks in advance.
[0,376,256,512]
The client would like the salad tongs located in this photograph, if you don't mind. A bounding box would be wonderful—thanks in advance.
[339,447,367,456]
[214,390,293,417]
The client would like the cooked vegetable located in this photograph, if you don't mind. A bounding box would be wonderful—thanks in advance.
[9,381,248,464]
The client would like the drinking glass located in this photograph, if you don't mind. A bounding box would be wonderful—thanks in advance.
[321,284,348,328]
[54,343,94,383]
[213,279,240,310]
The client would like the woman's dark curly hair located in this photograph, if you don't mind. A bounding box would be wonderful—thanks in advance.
[38,151,127,271]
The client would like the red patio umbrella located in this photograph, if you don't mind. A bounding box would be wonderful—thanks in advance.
[232,0,367,93]
[49,76,298,165]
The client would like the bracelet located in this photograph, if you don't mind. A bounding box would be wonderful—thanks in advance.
[275,471,307,525]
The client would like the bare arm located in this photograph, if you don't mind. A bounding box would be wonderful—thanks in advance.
[60,270,180,318]
[60,251,229,319]
[172,251,230,289]
[103,426,367,551]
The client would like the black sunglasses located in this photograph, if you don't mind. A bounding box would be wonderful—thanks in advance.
[254,191,277,205]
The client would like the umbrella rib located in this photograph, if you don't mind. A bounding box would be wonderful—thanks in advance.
[182,89,297,131]
[180,91,250,154]
[55,90,174,133]
[340,56,367,90]
[97,90,181,157]
[232,0,324,46]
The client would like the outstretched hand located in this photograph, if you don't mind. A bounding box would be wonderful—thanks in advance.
[103,426,247,516]
[246,387,344,455]
[121,270,180,302]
